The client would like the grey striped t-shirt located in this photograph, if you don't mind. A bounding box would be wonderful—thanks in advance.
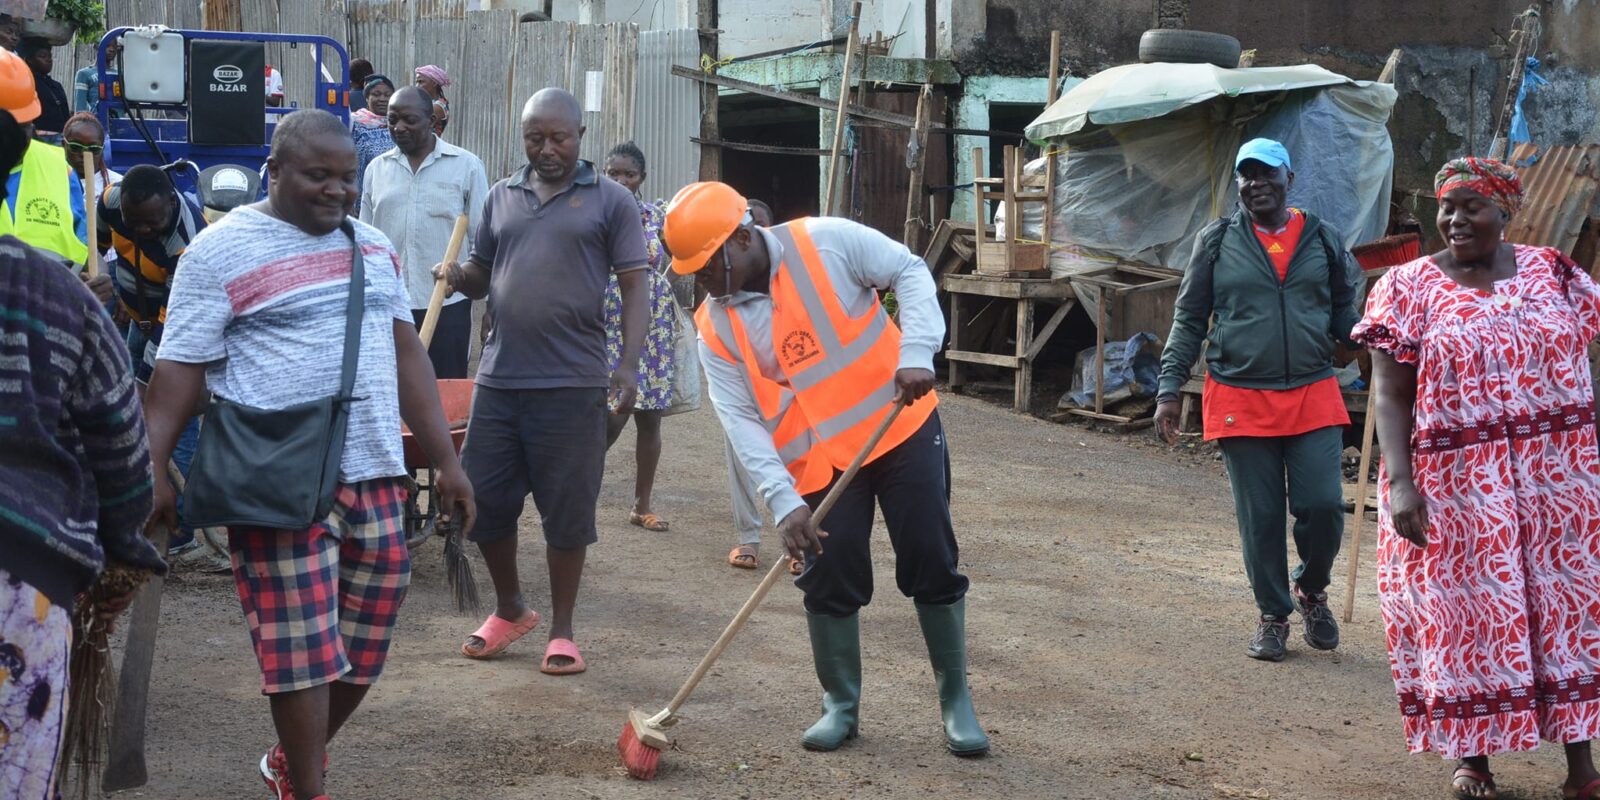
[157,207,414,483]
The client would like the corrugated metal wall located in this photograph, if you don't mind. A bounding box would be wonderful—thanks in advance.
[46,2,691,185]
[634,28,700,203]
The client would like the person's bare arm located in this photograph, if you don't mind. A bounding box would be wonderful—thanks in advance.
[1371,350,1426,547]
[610,267,648,414]
[394,319,476,535]
[143,359,209,532]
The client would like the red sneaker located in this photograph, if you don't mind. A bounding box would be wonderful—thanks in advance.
[258,745,294,800]
[258,743,330,800]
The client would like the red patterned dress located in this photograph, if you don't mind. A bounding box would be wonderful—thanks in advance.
[1353,245,1600,758]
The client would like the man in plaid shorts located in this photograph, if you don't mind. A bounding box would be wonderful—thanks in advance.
[144,110,475,800]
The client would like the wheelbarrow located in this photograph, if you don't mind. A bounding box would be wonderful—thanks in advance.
[401,378,474,548]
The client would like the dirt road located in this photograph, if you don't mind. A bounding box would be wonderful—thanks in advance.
[114,395,1571,799]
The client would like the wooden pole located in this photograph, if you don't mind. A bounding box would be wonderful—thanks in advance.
[823,1,863,216]
[902,83,932,251]
[971,146,985,272]
[1342,388,1380,623]
[80,151,100,279]
[1046,31,1061,105]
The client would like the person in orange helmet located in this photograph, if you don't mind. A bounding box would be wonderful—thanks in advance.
[663,181,988,758]
[0,46,104,303]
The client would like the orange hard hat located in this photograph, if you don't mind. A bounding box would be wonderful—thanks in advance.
[0,48,39,124]
[664,181,749,275]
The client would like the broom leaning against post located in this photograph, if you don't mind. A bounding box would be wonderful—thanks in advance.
[657,181,988,758]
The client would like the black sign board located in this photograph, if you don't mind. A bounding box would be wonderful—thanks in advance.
[189,40,265,146]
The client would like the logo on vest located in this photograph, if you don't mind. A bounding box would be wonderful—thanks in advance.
[22,197,61,226]
[781,330,821,369]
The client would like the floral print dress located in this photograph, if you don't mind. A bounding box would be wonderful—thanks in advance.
[605,198,676,411]
[1352,245,1600,759]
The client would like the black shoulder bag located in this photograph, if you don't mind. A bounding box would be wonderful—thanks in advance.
[183,220,365,530]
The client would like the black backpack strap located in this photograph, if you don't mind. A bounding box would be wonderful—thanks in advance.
[338,219,364,402]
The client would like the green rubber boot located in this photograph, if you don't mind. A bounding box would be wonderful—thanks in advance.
[915,598,990,756]
[801,612,861,751]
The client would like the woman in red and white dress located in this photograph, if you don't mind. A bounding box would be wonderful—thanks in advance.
[1356,157,1600,800]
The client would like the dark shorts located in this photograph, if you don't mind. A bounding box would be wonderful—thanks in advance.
[460,385,607,549]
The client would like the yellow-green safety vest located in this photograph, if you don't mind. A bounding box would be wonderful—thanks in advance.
[0,142,86,266]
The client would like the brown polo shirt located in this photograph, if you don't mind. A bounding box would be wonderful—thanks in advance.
[469,160,649,389]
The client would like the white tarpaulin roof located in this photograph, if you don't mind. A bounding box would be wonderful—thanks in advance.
[1024,62,1359,141]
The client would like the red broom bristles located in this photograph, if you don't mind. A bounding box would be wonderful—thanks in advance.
[1352,233,1421,272]
[617,720,663,780]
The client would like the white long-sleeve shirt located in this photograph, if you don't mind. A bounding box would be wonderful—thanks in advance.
[699,217,945,523]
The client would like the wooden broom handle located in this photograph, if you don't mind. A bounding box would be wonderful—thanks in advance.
[1342,387,1379,622]
[653,398,910,722]
[81,150,100,279]
[418,214,469,348]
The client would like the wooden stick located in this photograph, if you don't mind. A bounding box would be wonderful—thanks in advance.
[902,83,933,251]
[418,214,469,349]
[971,146,985,271]
[646,400,908,728]
[81,150,100,279]
[1046,31,1062,105]
[1093,286,1107,414]
[1342,387,1379,622]
[823,1,863,216]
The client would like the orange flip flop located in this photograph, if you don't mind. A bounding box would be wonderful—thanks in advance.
[728,544,758,569]
[540,638,586,675]
[629,511,669,532]
[461,610,540,659]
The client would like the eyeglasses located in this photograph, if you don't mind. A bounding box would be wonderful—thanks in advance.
[65,142,104,154]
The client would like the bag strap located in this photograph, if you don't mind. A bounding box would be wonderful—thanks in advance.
[338,220,365,401]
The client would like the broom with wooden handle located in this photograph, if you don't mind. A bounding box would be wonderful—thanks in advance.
[418,215,478,614]
[618,399,908,780]
[1342,386,1379,623]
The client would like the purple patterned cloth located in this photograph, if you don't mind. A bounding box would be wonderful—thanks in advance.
[0,569,71,799]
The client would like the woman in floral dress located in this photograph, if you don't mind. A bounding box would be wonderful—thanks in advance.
[603,142,678,531]
[350,74,395,213]
[1355,157,1600,800]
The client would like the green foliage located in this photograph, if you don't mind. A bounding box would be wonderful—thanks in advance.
[45,0,105,45]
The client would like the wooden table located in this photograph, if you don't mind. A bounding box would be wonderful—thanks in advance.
[940,273,1078,412]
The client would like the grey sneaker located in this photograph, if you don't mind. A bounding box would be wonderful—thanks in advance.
[1293,583,1340,651]
[1247,616,1290,661]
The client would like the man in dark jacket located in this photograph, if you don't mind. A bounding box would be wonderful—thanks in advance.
[18,38,68,136]
[1154,138,1359,662]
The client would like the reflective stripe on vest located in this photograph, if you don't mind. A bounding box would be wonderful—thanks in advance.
[0,143,86,265]
[698,219,935,485]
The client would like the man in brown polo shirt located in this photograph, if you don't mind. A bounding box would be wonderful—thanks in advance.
[436,88,648,673]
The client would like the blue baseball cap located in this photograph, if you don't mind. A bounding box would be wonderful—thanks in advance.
[1235,138,1291,171]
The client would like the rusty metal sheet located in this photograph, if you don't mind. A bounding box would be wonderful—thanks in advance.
[1504,142,1600,255]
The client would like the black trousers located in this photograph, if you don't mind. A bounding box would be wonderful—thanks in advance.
[411,300,472,379]
[795,410,969,617]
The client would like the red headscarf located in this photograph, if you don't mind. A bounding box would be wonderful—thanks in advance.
[1434,157,1523,217]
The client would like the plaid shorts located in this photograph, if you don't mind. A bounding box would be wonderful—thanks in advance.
[229,478,411,695]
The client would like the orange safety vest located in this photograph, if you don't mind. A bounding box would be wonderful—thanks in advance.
[696,219,936,495]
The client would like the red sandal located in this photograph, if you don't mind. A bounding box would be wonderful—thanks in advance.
[1565,776,1600,800]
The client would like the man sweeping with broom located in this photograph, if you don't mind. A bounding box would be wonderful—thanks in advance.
[659,181,988,757]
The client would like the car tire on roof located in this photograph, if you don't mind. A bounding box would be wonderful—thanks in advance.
[1137,29,1243,69]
